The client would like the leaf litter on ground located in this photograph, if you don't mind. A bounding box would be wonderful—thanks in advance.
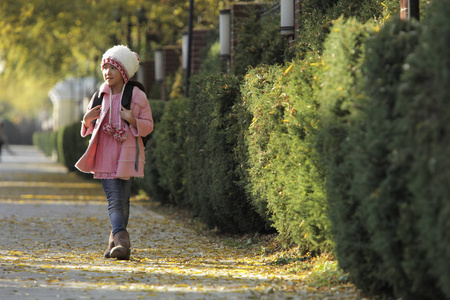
[0,171,367,299]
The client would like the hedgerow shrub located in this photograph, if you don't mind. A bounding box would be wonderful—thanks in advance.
[240,56,331,253]
[315,17,385,295]
[138,99,167,199]
[317,12,447,298]
[33,131,54,157]
[232,5,288,76]
[153,97,189,206]
[396,0,450,297]
[197,28,226,75]
[356,18,443,299]
[56,122,88,171]
[186,73,266,233]
[295,0,398,55]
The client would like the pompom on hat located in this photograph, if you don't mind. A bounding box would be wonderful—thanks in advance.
[101,45,140,83]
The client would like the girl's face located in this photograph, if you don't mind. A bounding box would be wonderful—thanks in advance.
[102,63,124,91]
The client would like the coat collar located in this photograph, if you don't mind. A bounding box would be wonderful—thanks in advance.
[99,82,112,96]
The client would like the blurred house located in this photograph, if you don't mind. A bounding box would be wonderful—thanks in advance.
[48,77,97,130]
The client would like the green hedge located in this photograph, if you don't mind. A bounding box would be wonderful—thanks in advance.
[317,4,449,298]
[33,131,56,157]
[152,97,189,206]
[315,17,381,295]
[133,2,448,299]
[240,57,330,253]
[137,99,167,199]
[294,0,399,55]
[355,18,439,299]
[134,0,407,244]
[185,73,266,233]
[232,5,288,76]
[34,122,87,172]
[396,0,450,297]
[56,122,88,171]
[197,28,227,75]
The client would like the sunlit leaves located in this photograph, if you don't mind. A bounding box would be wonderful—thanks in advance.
[0,0,112,117]
[0,162,354,298]
[0,0,223,118]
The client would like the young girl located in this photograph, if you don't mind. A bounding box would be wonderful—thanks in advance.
[76,45,153,260]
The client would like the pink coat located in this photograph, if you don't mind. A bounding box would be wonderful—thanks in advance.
[75,83,153,178]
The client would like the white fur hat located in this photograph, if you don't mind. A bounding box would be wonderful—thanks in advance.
[101,45,140,83]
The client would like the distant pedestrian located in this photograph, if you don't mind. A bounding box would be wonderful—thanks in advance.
[0,120,14,161]
[0,121,4,162]
[0,120,10,162]
[75,45,153,260]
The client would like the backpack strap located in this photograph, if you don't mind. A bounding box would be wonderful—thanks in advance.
[92,90,105,108]
[121,81,146,108]
[121,84,134,110]
[121,81,147,126]
[91,90,104,126]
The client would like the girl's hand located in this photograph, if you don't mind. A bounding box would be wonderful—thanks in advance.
[120,105,137,128]
[83,105,101,127]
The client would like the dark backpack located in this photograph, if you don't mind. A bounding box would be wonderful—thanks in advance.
[92,81,151,145]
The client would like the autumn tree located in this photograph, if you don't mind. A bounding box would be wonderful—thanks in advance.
[0,0,224,119]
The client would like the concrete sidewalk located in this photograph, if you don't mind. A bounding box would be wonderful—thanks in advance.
[0,145,360,300]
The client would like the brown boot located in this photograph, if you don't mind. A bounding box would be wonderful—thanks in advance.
[110,230,131,260]
[104,231,114,258]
